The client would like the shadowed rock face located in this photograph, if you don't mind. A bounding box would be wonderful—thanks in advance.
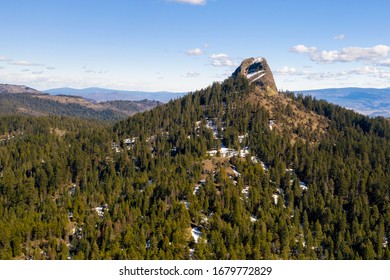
[232,57,278,95]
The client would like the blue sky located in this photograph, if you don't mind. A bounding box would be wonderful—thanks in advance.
[1,0,390,92]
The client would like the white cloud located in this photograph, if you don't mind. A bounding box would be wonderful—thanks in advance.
[304,66,390,81]
[203,43,209,48]
[46,67,56,70]
[290,45,317,54]
[210,53,235,67]
[379,59,390,67]
[186,48,203,56]
[9,60,44,66]
[292,44,390,64]
[316,45,390,63]
[83,66,107,74]
[168,0,206,5]
[348,66,390,78]
[306,72,347,81]
[85,69,107,74]
[21,69,30,72]
[182,72,200,77]
[0,56,10,62]
[377,72,390,78]
[334,34,345,40]
[32,71,44,75]
[275,66,307,75]
[349,66,379,75]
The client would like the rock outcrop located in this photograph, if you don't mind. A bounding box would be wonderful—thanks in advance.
[232,57,278,95]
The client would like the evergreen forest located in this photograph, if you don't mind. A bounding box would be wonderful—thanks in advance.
[0,75,389,260]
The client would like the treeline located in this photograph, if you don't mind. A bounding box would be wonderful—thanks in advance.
[101,100,162,116]
[0,93,125,121]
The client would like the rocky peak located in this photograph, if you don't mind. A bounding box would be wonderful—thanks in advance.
[232,57,278,95]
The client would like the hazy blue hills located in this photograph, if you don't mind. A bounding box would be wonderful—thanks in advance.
[299,87,390,117]
[0,84,162,121]
[44,87,390,117]
[44,87,185,103]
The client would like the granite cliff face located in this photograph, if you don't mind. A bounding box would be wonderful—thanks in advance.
[232,57,278,95]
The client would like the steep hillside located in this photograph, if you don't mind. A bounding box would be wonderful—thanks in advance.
[236,58,329,144]
[111,60,389,259]
[0,59,389,260]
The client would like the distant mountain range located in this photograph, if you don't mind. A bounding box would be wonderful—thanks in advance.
[2,84,389,119]
[299,87,390,117]
[44,86,389,118]
[0,84,162,121]
[44,87,185,103]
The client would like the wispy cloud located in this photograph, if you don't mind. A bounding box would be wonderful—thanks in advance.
[156,72,164,79]
[349,66,390,78]
[182,72,200,77]
[32,71,44,75]
[274,66,307,75]
[85,70,108,74]
[306,72,347,81]
[275,62,390,82]
[305,67,390,81]
[292,44,390,63]
[83,66,107,74]
[348,66,379,75]
[46,66,56,70]
[0,56,10,62]
[21,69,30,72]
[379,59,390,67]
[186,48,203,56]
[167,0,206,5]
[210,53,235,67]
[334,34,345,40]
[290,45,317,54]
[9,60,44,66]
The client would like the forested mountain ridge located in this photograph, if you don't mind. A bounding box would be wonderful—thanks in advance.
[0,58,389,260]
[0,84,161,121]
[44,87,184,103]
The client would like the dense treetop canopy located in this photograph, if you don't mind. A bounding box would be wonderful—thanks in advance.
[0,76,389,259]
